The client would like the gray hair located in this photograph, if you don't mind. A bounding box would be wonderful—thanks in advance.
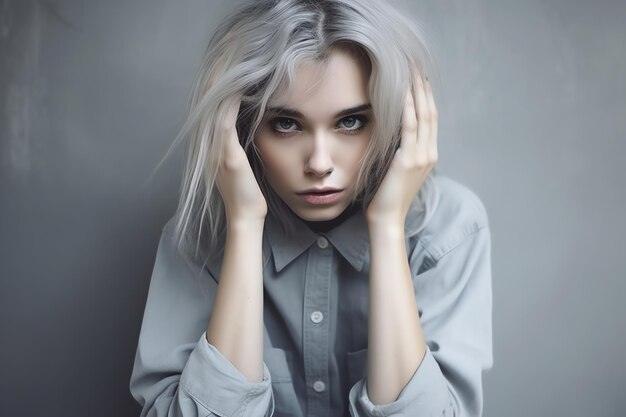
[154,0,441,264]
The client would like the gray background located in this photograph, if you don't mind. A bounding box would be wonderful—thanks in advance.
[1,0,624,416]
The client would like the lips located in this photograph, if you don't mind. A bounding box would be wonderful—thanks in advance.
[298,189,344,205]
[297,188,343,195]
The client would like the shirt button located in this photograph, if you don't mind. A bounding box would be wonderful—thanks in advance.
[316,236,328,249]
[310,311,324,323]
[313,380,326,392]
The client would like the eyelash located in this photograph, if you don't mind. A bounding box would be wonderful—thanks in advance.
[269,115,369,137]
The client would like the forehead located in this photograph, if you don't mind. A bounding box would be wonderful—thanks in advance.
[268,48,370,118]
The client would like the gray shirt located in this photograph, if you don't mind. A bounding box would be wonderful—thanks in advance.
[129,174,493,417]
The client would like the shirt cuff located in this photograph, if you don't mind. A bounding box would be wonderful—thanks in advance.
[348,345,451,417]
[179,331,274,417]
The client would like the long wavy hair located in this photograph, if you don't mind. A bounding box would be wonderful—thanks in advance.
[154,0,441,265]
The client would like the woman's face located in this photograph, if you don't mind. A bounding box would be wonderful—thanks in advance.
[255,48,372,222]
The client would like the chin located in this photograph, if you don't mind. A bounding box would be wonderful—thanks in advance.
[290,204,346,222]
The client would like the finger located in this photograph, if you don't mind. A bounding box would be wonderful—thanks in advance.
[413,71,431,163]
[223,97,242,153]
[400,86,417,154]
[424,78,438,161]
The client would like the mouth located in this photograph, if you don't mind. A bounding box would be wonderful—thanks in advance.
[301,190,340,195]
[297,189,344,205]
[296,188,344,195]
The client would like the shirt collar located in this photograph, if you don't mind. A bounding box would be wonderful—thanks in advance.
[264,196,425,275]
[265,205,370,274]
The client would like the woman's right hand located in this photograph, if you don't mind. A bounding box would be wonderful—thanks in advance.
[215,96,268,223]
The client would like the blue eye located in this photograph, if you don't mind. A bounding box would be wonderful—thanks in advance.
[339,116,368,132]
[271,117,298,133]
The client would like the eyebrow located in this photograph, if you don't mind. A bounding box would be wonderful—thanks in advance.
[266,103,372,119]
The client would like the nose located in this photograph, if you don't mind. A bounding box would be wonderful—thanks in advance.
[304,133,334,177]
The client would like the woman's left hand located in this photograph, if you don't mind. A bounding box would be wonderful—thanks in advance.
[365,69,438,227]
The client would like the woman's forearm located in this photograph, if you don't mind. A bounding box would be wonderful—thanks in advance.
[366,221,427,405]
[206,218,266,383]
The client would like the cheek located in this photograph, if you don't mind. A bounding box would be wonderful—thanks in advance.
[256,141,294,182]
[339,138,369,174]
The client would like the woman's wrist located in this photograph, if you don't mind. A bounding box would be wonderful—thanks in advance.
[366,215,405,235]
[226,215,266,232]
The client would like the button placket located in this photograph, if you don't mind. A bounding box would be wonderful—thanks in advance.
[303,234,332,415]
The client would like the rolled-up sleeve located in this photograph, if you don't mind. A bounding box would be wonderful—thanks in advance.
[348,223,493,417]
[129,221,274,417]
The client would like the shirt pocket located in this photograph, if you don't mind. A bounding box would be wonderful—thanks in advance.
[346,348,368,388]
[264,347,302,417]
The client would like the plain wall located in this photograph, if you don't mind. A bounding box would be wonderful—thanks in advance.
[1,1,624,416]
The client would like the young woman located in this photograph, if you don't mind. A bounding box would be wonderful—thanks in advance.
[129,1,493,416]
